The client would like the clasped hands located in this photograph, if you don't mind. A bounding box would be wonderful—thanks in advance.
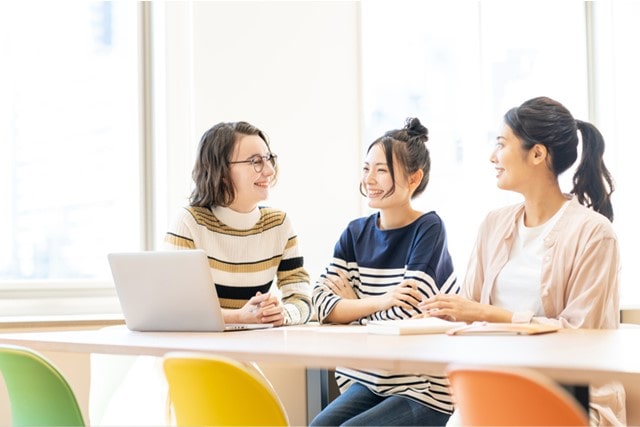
[324,271,481,322]
[239,291,285,326]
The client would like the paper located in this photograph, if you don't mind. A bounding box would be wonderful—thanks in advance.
[446,322,560,336]
[366,317,467,335]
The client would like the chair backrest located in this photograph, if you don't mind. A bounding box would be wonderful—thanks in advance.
[163,352,289,426]
[446,364,589,426]
[0,345,85,426]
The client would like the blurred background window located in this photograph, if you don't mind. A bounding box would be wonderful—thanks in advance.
[0,1,141,315]
[2,1,639,316]
[361,0,640,306]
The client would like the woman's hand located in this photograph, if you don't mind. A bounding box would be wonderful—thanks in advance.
[372,279,422,312]
[418,294,512,323]
[239,292,285,326]
[323,278,423,324]
[324,269,357,299]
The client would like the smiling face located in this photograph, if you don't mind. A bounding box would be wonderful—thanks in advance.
[361,143,413,210]
[490,124,535,193]
[228,134,275,213]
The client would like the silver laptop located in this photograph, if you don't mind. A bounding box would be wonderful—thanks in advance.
[107,250,273,332]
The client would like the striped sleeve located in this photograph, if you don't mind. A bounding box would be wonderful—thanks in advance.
[312,223,356,324]
[164,208,197,250]
[276,215,312,325]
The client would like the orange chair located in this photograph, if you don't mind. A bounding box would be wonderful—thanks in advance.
[446,364,589,426]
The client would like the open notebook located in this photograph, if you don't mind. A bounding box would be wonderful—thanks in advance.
[367,317,466,335]
[108,250,272,332]
[446,322,560,336]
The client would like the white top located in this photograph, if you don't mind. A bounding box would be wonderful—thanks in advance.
[492,201,570,315]
[211,205,260,229]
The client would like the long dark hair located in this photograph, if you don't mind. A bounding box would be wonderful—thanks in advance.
[190,121,276,208]
[360,117,431,199]
[504,96,615,221]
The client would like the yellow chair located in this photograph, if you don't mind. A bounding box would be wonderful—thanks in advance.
[0,344,85,426]
[446,364,589,426]
[163,352,289,426]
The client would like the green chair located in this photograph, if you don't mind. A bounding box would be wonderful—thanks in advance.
[0,344,85,426]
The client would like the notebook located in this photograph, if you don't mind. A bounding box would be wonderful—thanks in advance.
[366,316,466,335]
[107,250,273,332]
[446,321,559,336]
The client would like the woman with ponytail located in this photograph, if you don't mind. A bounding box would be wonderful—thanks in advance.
[420,97,625,425]
[311,118,458,426]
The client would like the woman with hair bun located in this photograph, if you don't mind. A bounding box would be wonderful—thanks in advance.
[311,118,459,426]
[420,96,625,425]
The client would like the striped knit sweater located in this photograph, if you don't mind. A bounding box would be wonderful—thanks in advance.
[165,205,312,325]
[312,211,459,414]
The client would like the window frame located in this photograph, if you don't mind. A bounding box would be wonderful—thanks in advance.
[0,2,152,321]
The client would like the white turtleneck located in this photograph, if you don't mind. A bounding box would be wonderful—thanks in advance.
[211,205,260,229]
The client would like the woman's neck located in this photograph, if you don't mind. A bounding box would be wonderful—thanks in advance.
[523,187,568,227]
[378,205,422,230]
[228,200,258,213]
[212,205,260,229]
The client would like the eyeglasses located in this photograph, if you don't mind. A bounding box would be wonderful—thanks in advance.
[229,152,278,173]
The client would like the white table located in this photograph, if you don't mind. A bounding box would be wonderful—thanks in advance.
[1,324,639,424]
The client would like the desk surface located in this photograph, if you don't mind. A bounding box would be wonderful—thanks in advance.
[1,324,639,423]
[0,324,638,377]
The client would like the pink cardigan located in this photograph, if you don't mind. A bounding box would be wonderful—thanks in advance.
[462,196,625,425]
[463,197,619,328]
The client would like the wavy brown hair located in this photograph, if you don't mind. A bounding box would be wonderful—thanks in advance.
[190,121,277,208]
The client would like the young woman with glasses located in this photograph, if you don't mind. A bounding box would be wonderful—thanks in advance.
[165,121,312,326]
[311,118,459,426]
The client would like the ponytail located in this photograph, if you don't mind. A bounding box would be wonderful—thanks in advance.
[572,120,615,221]
[505,97,615,222]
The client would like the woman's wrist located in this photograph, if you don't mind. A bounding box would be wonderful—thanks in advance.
[222,307,240,324]
[511,310,535,323]
[488,305,513,323]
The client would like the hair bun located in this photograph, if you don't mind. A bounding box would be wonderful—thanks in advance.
[404,117,429,141]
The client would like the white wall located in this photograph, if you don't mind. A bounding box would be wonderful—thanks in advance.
[156,1,363,283]
[151,3,363,424]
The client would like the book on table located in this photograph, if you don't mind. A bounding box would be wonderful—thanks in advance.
[446,321,560,336]
[366,316,466,335]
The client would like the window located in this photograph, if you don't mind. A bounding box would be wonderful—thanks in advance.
[591,1,640,305]
[361,1,639,305]
[0,2,141,316]
[3,1,638,319]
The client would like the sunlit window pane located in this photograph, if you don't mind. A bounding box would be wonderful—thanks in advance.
[0,2,141,282]
[361,0,587,276]
[599,1,640,305]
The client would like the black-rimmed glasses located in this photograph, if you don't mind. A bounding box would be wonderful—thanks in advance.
[229,152,278,173]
